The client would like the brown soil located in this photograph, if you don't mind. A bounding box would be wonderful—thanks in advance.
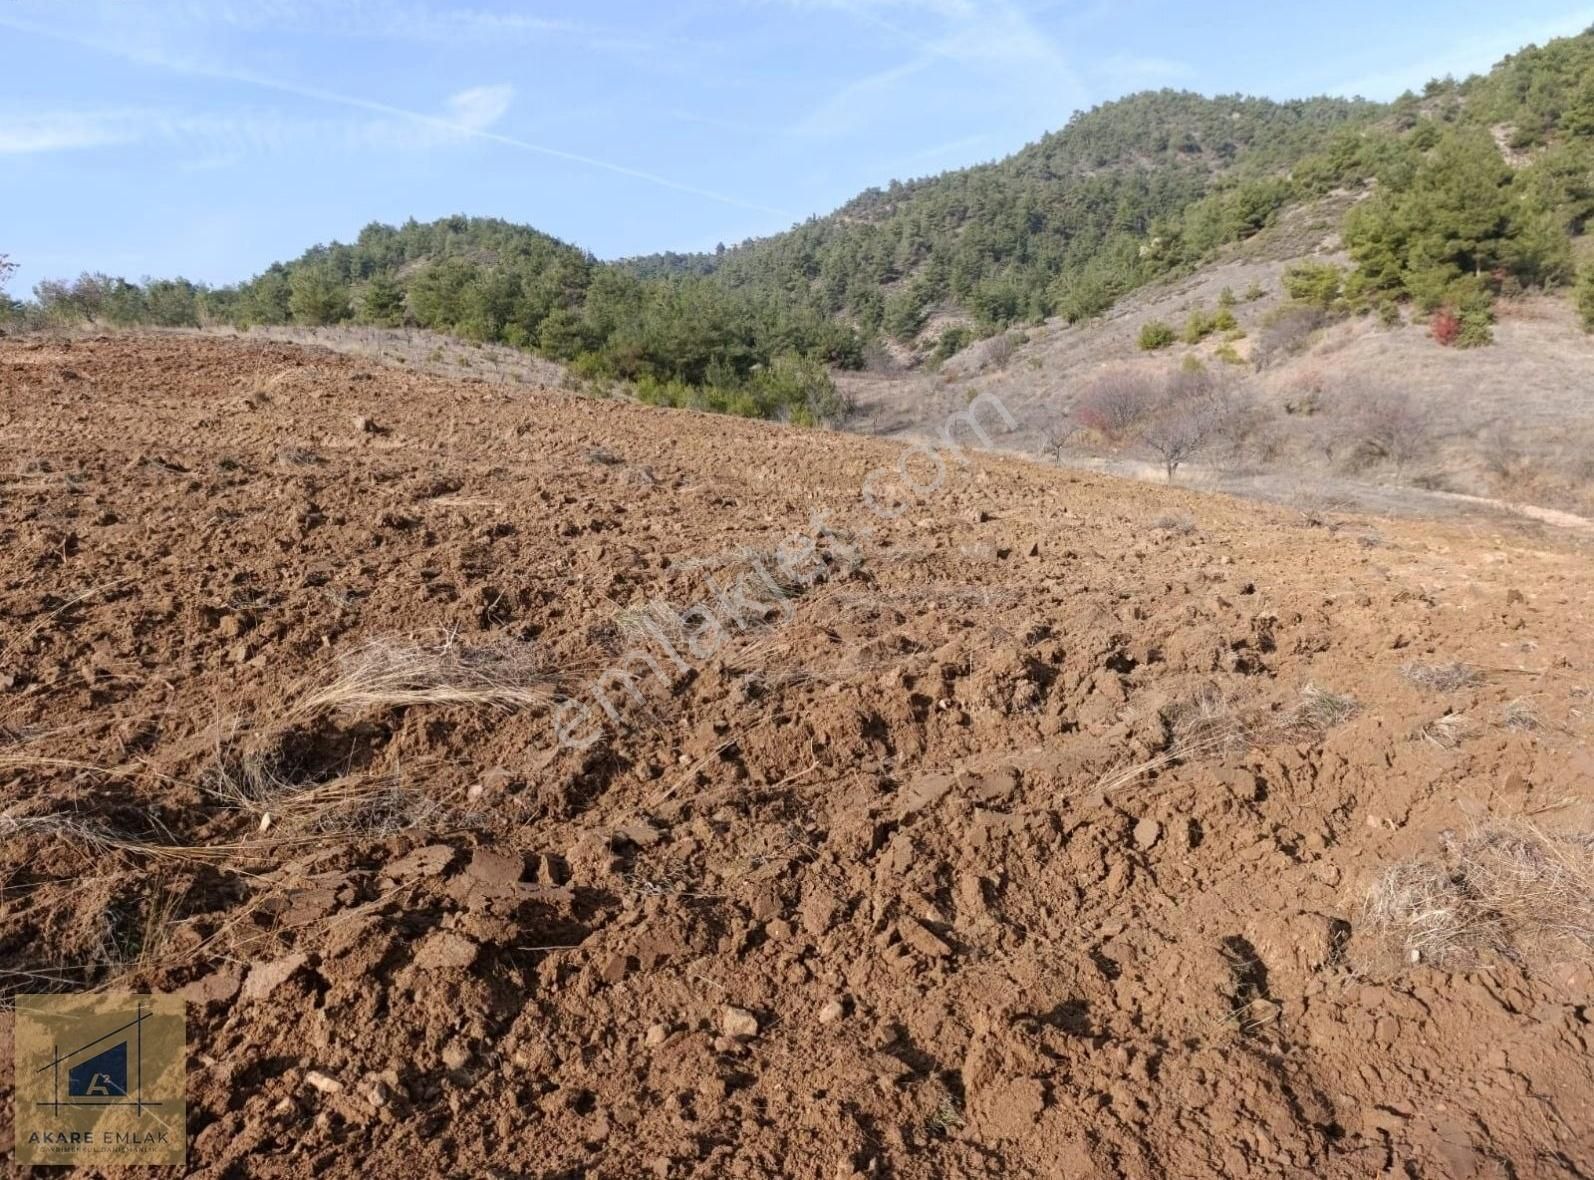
[2,333,1592,1178]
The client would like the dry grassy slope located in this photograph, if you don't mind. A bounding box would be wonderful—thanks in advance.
[845,199,1594,519]
[1,335,1592,1178]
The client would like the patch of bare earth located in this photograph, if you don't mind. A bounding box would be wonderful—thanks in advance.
[2,334,1592,1177]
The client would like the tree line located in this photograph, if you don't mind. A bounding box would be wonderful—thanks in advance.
[6,27,1594,417]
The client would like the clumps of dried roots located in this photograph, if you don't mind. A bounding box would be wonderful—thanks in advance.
[1500,696,1542,733]
[293,633,555,716]
[1401,661,1482,693]
[1362,821,1594,971]
[1160,683,1257,754]
[1415,713,1476,750]
[1286,683,1359,735]
[202,633,551,836]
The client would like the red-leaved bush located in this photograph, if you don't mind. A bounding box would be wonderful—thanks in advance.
[1430,308,1461,347]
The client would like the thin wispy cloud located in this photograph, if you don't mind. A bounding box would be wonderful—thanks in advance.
[792,58,933,137]
[29,1,626,50]
[0,110,142,155]
[779,0,978,16]
[0,104,492,161]
[0,11,793,218]
[1095,54,1197,87]
[877,131,996,177]
[445,83,514,132]
[788,0,1084,139]
[1327,8,1594,97]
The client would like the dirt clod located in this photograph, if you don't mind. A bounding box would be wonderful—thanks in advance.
[721,1006,761,1039]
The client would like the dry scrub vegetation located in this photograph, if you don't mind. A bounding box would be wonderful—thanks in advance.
[1364,822,1594,971]
[1,631,564,993]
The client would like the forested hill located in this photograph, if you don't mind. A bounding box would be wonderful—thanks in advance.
[9,27,1594,419]
[620,89,1384,330]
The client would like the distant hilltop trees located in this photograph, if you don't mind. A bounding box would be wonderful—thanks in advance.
[8,26,1594,415]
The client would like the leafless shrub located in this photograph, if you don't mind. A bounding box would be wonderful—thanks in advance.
[1480,423,1525,480]
[1363,821,1594,970]
[861,340,899,374]
[981,333,1019,370]
[1340,388,1436,474]
[1074,365,1258,480]
[1035,405,1079,463]
[1139,395,1223,481]
[1253,304,1328,370]
[1280,365,1327,415]
[1206,389,1279,470]
[1073,369,1161,443]
[1137,368,1257,481]
[1402,662,1481,693]
[1151,513,1197,534]
[275,446,325,467]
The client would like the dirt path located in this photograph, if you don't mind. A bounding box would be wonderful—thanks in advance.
[2,335,1591,1178]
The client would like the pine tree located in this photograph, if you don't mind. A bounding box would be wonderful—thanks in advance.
[1576,265,1594,332]
[287,267,350,326]
[357,274,405,326]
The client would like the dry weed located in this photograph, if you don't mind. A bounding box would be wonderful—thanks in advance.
[1416,713,1476,750]
[0,812,261,864]
[1402,662,1482,693]
[1288,684,1359,734]
[294,633,555,716]
[1362,821,1594,970]
[1500,697,1542,732]
[1160,684,1255,752]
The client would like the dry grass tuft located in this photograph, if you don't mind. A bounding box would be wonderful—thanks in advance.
[1288,683,1359,734]
[1363,821,1594,970]
[294,634,555,716]
[0,812,261,863]
[1402,661,1482,693]
[1161,684,1256,752]
[1500,696,1542,732]
[1416,713,1475,750]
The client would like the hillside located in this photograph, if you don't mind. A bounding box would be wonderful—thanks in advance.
[845,195,1594,520]
[9,27,1594,424]
[2,333,1591,1176]
[623,90,1382,329]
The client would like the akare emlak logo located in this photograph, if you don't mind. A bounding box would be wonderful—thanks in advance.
[13,993,186,1166]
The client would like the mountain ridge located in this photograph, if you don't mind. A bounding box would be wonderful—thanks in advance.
[7,27,1594,420]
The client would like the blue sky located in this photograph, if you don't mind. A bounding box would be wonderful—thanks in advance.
[4,0,1593,295]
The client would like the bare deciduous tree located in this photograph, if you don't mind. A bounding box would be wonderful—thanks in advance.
[1344,388,1436,474]
[1036,407,1079,463]
[1073,369,1160,443]
[982,332,1019,370]
[1253,304,1328,370]
[1140,394,1225,481]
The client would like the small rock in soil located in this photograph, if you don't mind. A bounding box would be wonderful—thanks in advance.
[305,1070,343,1094]
[721,1006,760,1038]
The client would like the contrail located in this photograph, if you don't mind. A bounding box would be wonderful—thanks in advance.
[0,13,795,220]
